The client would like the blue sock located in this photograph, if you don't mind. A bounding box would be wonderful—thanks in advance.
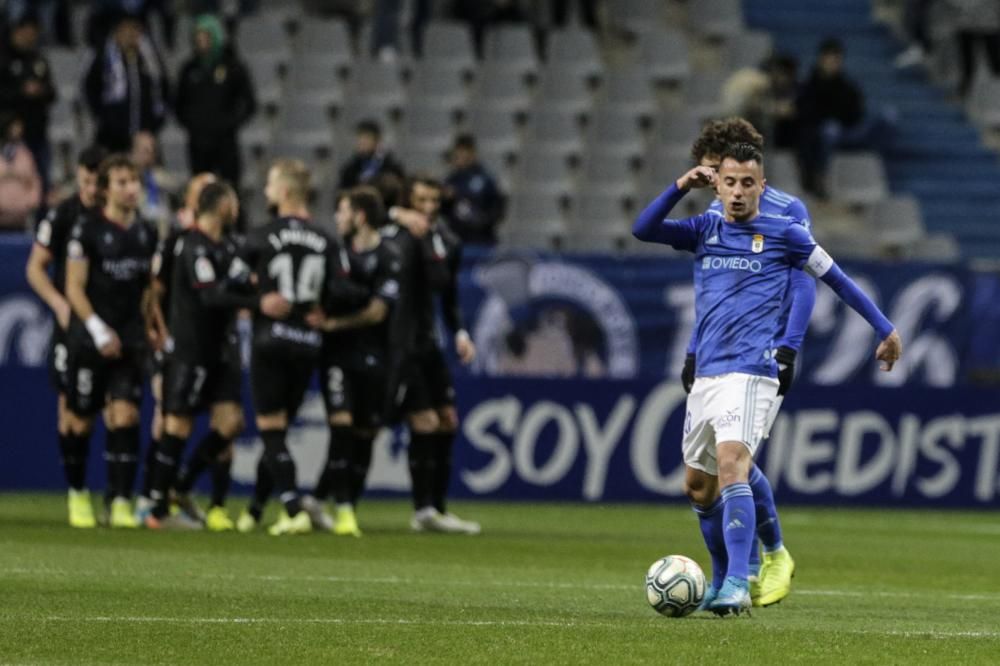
[749,464,784,553]
[692,499,727,591]
[721,483,756,581]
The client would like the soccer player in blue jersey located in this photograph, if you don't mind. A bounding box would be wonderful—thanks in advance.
[632,143,902,616]
[684,119,810,606]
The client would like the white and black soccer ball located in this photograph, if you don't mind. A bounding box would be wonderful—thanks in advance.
[645,555,706,617]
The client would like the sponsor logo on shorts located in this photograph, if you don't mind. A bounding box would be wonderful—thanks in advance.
[717,408,741,427]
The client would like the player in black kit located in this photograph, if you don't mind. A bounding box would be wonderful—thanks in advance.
[301,186,403,537]
[144,181,255,530]
[386,176,479,534]
[25,145,106,528]
[63,154,158,529]
[236,159,361,536]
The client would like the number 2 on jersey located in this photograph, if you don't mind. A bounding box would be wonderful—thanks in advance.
[267,253,325,303]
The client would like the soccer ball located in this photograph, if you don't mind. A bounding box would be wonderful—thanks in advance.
[645,555,706,617]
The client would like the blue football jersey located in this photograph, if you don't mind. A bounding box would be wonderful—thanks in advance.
[672,211,818,378]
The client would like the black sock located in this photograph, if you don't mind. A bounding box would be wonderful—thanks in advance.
[115,425,140,500]
[210,452,232,508]
[150,433,185,518]
[261,428,300,516]
[316,425,353,504]
[104,430,121,500]
[140,437,159,497]
[408,431,437,511]
[350,434,374,506]
[175,430,227,494]
[431,431,454,514]
[249,454,272,521]
[60,432,89,491]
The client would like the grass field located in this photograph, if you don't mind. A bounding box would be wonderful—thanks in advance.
[1,494,999,664]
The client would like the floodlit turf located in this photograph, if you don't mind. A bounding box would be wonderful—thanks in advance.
[1,495,999,665]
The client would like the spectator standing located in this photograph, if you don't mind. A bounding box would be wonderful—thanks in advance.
[84,11,169,153]
[948,0,1000,96]
[174,14,256,188]
[0,14,56,195]
[0,112,42,230]
[337,119,405,190]
[443,134,505,245]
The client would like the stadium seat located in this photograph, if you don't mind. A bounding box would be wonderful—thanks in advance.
[421,21,476,76]
[611,0,664,34]
[466,105,521,156]
[408,61,469,112]
[766,151,804,197]
[474,62,533,114]
[536,65,594,116]
[517,148,573,196]
[650,111,703,154]
[48,100,77,148]
[158,123,188,175]
[240,114,274,156]
[580,150,636,199]
[287,60,345,110]
[483,24,539,77]
[526,108,584,159]
[396,142,448,176]
[546,27,604,81]
[687,0,745,40]
[586,106,644,159]
[276,101,334,151]
[349,60,406,113]
[236,12,293,57]
[568,191,632,246]
[600,68,657,120]
[866,196,927,248]
[908,233,961,262]
[246,54,286,107]
[683,73,727,120]
[830,153,889,206]
[642,147,691,195]
[723,30,774,71]
[505,190,567,243]
[967,76,1000,129]
[636,28,691,85]
[401,104,455,151]
[293,18,353,75]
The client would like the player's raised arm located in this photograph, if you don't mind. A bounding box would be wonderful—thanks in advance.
[631,166,716,249]
[786,225,902,371]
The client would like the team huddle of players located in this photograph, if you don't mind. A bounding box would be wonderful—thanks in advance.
[26,148,479,537]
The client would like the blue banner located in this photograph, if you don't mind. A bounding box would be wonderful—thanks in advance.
[2,236,1000,506]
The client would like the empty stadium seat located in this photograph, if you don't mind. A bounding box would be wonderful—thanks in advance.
[287,61,345,109]
[866,195,927,248]
[421,21,476,75]
[483,24,539,77]
[586,106,644,159]
[401,104,455,151]
[536,65,594,116]
[580,150,636,199]
[348,60,406,113]
[600,68,656,120]
[546,27,604,81]
[830,153,889,206]
[474,62,534,114]
[650,111,703,154]
[466,105,521,155]
[723,30,774,71]
[408,61,468,111]
[526,108,584,158]
[517,149,573,196]
[688,0,745,40]
[683,74,727,120]
[293,18,353,74]
[636,28,691,85]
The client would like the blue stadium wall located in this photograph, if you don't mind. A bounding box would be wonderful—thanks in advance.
[1,237,999,507]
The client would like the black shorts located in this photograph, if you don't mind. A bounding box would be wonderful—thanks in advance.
[47,327,71,394]
[162,355,243,415]
[65,338,145,416]
[392,344,455,417]
[251,346,316,417]
[321,352,389,430]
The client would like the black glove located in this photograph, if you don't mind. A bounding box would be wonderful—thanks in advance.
[681,353,696,394]
[775,346,797,396]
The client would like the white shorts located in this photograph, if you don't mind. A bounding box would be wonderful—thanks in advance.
[682,373,781,476]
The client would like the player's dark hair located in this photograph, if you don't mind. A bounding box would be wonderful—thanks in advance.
[349,186,386,229]
[356,119,381,138]
[720,142,764,166]
[196,180,236,216]
[819,37,844,55]
[372,172,404,208]
[96,153,138,192]
[404,173,443,204]
[453,133,476,151]
[690,118,765,163]
[77,145,108,172]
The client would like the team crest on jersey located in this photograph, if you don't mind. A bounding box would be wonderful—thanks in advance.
[751,234,764,253]
[194,256,216,283]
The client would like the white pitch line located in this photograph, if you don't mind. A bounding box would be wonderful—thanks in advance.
[32,616,1000,639]
[7,567,1000,602]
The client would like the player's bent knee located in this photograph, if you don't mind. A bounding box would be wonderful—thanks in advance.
[328,410,353,427]
[65,412,93,437]
[164,414,194,439]
[211,403,244,439]
[436,406,458,432]
[683,467,718,506]
[257,412,287,431]
[107,401,139,429]
[409,409,439,433]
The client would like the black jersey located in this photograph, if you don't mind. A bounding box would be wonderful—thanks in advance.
[34,195,93,294]
[381,223,450,355]
[432,221,465,339]
[325,236,403,358]
[153,225,186,324]
[66,214,158,350]
[243,216,354,358]
[168,229,256,362]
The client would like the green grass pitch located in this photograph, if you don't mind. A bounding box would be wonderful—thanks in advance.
[1,494,999,664]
